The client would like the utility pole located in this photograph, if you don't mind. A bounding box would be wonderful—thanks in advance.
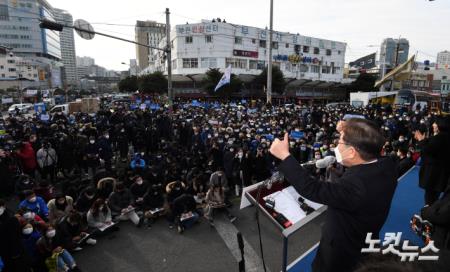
[166,8,173,109]
[266,0,273,105]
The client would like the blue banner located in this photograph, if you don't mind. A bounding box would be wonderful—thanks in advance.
[290,131,304,140]
[34,103,46,114]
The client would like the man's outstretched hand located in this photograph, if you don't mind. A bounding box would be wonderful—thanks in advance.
[269,133,290,161]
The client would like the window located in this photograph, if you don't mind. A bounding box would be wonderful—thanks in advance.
[338,50,341,55]
[322,66,331,74]
[0,65,3,69]
[332,67,340,74]
[326,49,332,56]
[235,37,242,44]
[182,58,198,68]
[272,42,278,49]
[201,58,217,68]
[285,43,289,48]
[311,65,320,73]
[8,68,16,72]
[185,36,193,44]
[252,39,256,44]
[33,74,37,78]
[249,60,258,69]
[303,46,310,53]
[226,58,247,69]
[294,44,301,54]
[259,40,266,48]
[1,74,4,78]
[7,60,15,64]
[205,35,213,43]
[257,61,266,69]
[313,47,320,54]
[0,4,9,21]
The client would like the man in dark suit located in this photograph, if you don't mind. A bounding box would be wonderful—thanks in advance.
[270,119,398,272]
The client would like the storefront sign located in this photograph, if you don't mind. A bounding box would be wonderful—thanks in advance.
[233,50,258,58]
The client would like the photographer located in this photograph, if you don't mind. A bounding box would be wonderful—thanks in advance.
[36,140,58,183]
[270,119,398,272]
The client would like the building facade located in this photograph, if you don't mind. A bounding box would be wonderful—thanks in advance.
[54,8,77,87]
[152,20,346,83]
[380,38,409,69]
[0,0,63,89]
[76,56,95,67]
[436,51,450,69]
[135,20,166,71]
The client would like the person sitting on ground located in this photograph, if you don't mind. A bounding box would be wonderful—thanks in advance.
[21,223,44,271]
[74,186,97,215]
[129,175,149,210]
[97,177,116,200]
[166,181,186,205]
[47,193,74,225]
[87,198,114,230]
[19,190,49,221]
[142,182,165,228]
[56,210,96,251]
[15,207,47,233]
[108,182,143,227]
[36,225,81,272]
[170,193,200,234]
[204,184,236,226]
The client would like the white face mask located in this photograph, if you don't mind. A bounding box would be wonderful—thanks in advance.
[46,230,56,238]
[29,197,37,203]
[23,227,33,235]
[136,179,143,185]
[24,212,34,220]
[334,145,347,164]
[105,135,110,139]
[90,140,95,144]
[0,206,5,216]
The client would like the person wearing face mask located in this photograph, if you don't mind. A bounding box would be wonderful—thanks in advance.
[57,211,96,251]
[97,131,113,171]
[415,116,450,205]
[84,136,100,179]
[270,119,397,272]
[36,225,80,272]
[36,140,58,184]
[21,223,43,271]
[47,193,74,225]
[142,183,166,228]
[87,199,114,230]
[1,199,33,272]
[116,127,129,162]
[19,191,49,220]
[15,174,35,201]
[74,187,97,214]
[108,182,143,227]
[396,147,414,178]
[130,175,149,209]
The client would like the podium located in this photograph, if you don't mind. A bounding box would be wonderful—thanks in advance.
[241,180,327,272]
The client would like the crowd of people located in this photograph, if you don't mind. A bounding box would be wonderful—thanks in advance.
[0,98,449,272]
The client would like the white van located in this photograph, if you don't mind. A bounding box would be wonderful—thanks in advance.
[49,104,69,115]
[8,103,33,114]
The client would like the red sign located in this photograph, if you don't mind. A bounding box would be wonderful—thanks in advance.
[233,50,258,58]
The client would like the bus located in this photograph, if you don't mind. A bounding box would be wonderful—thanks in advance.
[394,89,442,112]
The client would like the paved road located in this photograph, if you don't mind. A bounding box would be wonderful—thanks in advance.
[74,198,325,272]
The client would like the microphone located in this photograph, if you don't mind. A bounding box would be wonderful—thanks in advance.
[262,171,284,190]
[315,156,336,169]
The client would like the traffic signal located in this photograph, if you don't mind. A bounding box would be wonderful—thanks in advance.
[39,19,64,31]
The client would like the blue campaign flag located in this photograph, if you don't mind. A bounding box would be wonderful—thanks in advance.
[136,98,142,105]
[290,131,304,140]
[241,99,247,104]
[150,104,160,110]
[214,65,231,92]
[265,134,274,141]
[145,100,151,106]
[192,100,201,107]
[130,104,138,110]
[34,103,46,114]
[247,108,257,113]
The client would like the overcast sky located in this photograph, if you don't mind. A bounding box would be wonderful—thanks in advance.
[52,0,450,71]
